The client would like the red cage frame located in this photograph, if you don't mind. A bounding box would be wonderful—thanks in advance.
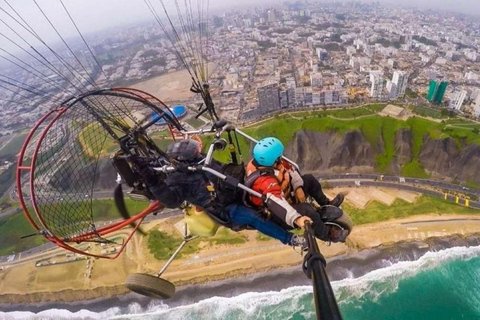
[16,88,180,259]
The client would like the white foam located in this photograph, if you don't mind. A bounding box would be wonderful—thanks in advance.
[0,307,120,320]
[110,286,313,319]
[332,245,480,304]
[2,245,480,319]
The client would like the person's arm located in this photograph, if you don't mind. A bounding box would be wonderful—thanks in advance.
[147,178,184,208]
[252,176,307,228]
[134,160,185,208]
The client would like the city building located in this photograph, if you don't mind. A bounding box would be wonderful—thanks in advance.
[369,71,385,99]
[474,96,480,118]
[427,80,448,104]
[257,82,280,112]
[316,48,328,61]
[391,71,409,98]
[267,10,276,23]
[310,73,323,88]
[449,90,467,111]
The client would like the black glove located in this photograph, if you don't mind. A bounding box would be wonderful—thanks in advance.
[175,162,191,173]
[131,156,164,186]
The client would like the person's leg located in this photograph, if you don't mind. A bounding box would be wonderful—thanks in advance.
[292,203,330,241]
[302,174,344,207]
[302,174,330,206]
[226,204,292,245]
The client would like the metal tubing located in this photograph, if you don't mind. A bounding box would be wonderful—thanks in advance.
[157,239,188,277]
[304,222,343,320]
[204,144,215,165]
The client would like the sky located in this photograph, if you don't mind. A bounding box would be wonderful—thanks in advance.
[0,0,478,57]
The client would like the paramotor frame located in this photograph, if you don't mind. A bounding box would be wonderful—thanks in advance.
[16,88,183,259]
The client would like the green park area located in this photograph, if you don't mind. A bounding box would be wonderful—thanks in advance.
[0,198,148,256]
[146,194,480,260]
[204,104,480,178]
[74,103,480,180]
[148,227,247,260]
[343,195,480,225]
[0,131,29,159]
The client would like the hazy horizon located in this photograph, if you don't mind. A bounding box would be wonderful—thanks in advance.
[1,0,479,40]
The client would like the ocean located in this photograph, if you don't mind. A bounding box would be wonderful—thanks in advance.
[2,244,480,320]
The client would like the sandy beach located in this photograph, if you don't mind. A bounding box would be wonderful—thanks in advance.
[1,187,480,306]
[2,212,480,306]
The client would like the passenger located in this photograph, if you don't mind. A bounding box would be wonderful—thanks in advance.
[245,137,349,243]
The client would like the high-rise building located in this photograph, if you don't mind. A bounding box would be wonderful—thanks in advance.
[449,90,467,111]
[435,81,448,104]
[316,48,328,61]
[386,80,398,99]
[280,90,289,108]
[369,71,385,99]
[474,96,480,118]
[392,71,408,98]
[427,80,438,101]
[427,80,448,104]
[295,87,305,107]
[257,83,280,112]
[267,10,276,23]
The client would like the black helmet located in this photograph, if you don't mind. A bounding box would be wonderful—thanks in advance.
[166,139,201,162]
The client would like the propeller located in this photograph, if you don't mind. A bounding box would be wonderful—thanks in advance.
[114,177,146,236]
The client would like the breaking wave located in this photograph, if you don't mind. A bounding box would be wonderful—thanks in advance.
[2,245,480,320]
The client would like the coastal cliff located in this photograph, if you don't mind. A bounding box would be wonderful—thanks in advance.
[285,129,480,185]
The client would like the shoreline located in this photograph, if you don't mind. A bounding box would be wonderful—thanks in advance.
[2,230,480,314]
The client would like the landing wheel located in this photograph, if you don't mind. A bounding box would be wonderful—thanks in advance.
[125,273,176,299]
[333,212,354,235]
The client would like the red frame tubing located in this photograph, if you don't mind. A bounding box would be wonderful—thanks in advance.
[17,110,57,231]
[15,90,169,258]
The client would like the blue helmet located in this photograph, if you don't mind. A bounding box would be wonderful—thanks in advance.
[252,137,284,167]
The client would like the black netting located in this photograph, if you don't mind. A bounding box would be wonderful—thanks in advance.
[33,90,178,240]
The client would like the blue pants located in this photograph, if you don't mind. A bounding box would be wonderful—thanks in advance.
[226,204,292,244]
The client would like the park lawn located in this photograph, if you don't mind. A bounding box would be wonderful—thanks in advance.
[0,212,47,256]
[0,131,28,158]
[78,123,119,157]
[327,107,376,119]
[0,198,149,256]
[409,106,446,119]
[376,118,410,172]
[400,160,430,178]
[186,117,205,128]
[407,117,443,158]
[344,195,480,226]
[443,126,480,146]
[148,226,247,260]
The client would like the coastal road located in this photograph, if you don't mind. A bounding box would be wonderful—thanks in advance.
[326,180,480,210]
[318,173,480,198]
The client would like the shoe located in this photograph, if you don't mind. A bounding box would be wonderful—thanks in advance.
[329,194,344,207]
[289,235,308,251]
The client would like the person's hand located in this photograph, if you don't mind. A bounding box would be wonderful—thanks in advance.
[175,162,191,173]
[289,170,304,191]
[294,216,312,229]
